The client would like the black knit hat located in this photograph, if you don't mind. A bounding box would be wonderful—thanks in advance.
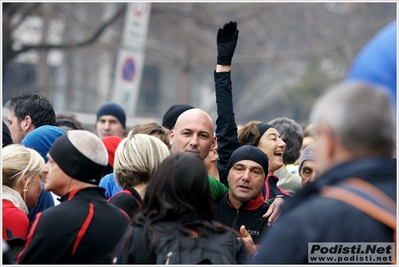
[96,102,126,129]
[162,104,195,130]
[227,145,269,175]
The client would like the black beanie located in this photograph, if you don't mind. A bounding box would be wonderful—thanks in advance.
[96,102,126,129]
[227,145,269,175]
[162,104,195,130]
[246,123,273,146]
[2,121,13,147]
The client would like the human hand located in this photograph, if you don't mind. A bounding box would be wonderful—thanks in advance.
[239,225,258,258]
[217,21,239,65]
[263,197,284,226]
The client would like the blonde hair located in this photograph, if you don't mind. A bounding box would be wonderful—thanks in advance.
[113,134,170,188]
[128,122,170,148]
[2,144,45,188]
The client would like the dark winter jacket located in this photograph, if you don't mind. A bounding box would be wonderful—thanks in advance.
[108,186,143,219]
[216,192,270,244]
[252,157,396,264]
[114,220,247,264]
[16,187,129,264]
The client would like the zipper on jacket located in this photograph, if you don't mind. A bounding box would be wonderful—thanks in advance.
[232,209,240,229]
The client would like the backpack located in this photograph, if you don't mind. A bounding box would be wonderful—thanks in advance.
[155,224,239,264]
[320,177,396,264]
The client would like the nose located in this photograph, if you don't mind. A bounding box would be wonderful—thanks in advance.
[189,134,199,147]
[241,169,250,181]
[103,121,111,129]
[278,138,286,149]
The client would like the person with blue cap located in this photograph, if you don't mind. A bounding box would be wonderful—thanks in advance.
[95,102,126,139]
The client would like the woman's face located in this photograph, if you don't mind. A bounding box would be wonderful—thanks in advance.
[24,174,42,208]
[257,128,286,174]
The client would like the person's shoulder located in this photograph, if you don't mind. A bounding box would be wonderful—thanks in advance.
[99,173,115,185]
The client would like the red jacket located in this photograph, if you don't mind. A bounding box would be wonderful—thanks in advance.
[2,200,29,240]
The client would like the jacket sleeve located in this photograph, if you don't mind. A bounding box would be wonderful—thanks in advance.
[214,70,241,186]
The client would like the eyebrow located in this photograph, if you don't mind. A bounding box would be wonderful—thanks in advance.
[302,166,313,172]
[234,163,263,170]
[267,133,277,138]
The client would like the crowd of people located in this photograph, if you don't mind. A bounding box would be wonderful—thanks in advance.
[2,20,396,264]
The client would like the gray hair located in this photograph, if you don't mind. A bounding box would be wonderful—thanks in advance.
[114,134,170,188]
[309,82,395,157]
[67,130,108,166]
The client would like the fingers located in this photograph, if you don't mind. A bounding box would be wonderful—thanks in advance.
[263,205,273,218]
[240,225,248,237]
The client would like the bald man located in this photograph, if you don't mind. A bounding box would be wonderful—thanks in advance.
[169,108,228,201]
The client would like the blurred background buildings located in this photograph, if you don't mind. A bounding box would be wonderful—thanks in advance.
[2,2,396,131]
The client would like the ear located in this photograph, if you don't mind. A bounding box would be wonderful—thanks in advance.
[211,147,219,162]
[169,129,175,147]
[22,115,33,133]
[210,135,217,151]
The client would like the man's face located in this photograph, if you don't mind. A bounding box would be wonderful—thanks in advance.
[96,115,125,139]
[257,128,286,174]
[170,110,215,161]
[300,160,318,187]
[7,111,26,143]
[228,160,265,207]
[43,154,70,197]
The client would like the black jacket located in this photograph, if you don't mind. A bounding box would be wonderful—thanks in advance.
[216,193,270,245]
[108,186,143,219]
[251,157,396,264]
[16,187,130,264]
[114,220,247,264]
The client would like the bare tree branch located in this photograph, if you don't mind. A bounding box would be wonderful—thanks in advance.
[8,4,126,62]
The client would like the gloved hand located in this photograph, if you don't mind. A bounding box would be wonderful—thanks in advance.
[217,21,239,65]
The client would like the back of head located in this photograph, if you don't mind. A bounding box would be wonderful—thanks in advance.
[49,130,108,185]
[56,113,84,131]
[21,125,66,162]
[96,102,126,129]
[142,153,214,222]
[6,93,56,127]
[309,82,395,158]
[130,122,170,147]
[2,121,13,147]
[2,144,45,188]
[113,134,170,188]
[101,136,124,167]
[269,117,303,164]
[162,104,195,130]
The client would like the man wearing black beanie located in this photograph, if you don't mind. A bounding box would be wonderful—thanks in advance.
[96,102,126,139]
[216,145,271,260]
[16,130,129,264]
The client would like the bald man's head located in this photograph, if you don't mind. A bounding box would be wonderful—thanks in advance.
[170,108,216,161]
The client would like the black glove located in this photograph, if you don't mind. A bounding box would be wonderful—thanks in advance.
[217,21,239,65]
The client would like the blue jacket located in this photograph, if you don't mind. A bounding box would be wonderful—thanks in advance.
[251,157,396,264]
